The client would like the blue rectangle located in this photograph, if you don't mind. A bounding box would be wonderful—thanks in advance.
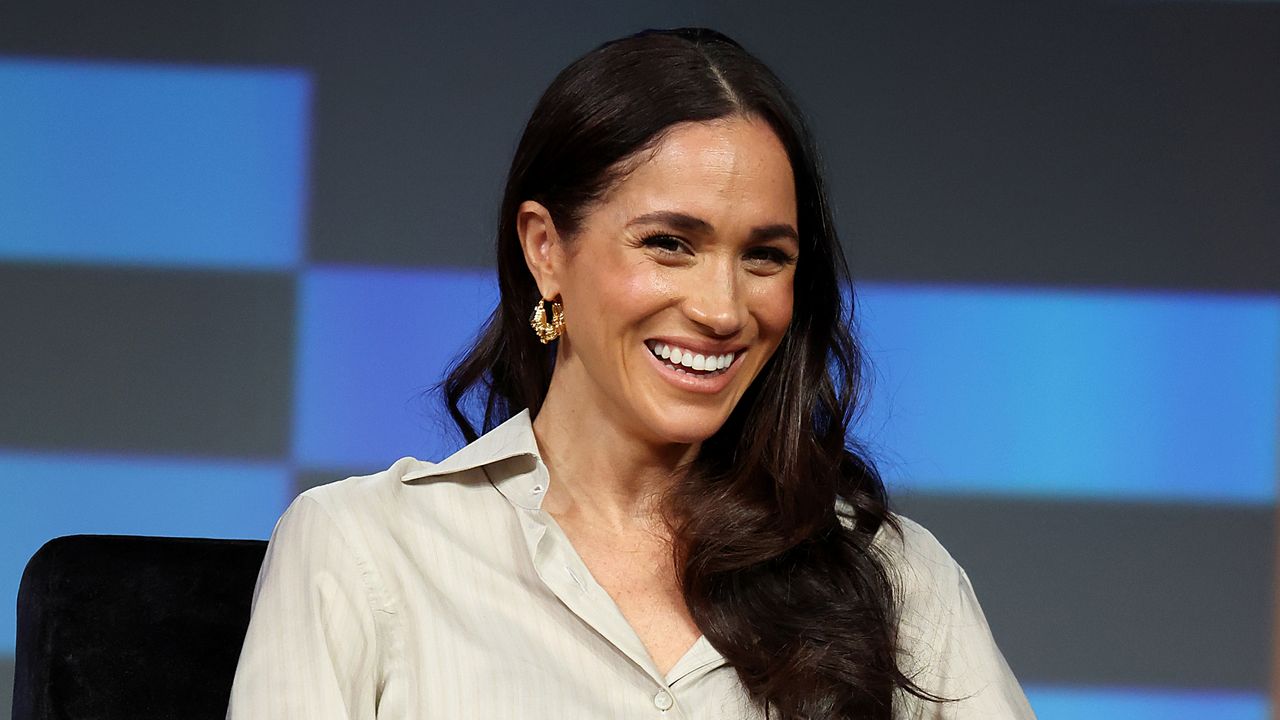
[0,57,311,269]
[0,450,292,652]
[1025,685,1268,720]
[292,266,500,470]
[857,284,1279,503]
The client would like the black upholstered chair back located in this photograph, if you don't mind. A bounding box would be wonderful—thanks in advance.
[12,535,268,720]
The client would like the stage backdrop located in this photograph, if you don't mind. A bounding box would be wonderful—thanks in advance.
[2,2,1277,718]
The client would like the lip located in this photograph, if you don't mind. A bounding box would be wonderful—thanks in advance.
[643,342,745,395]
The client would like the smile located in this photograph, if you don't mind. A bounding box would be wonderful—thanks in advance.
[641,340,746,395]
[646,341,736,376]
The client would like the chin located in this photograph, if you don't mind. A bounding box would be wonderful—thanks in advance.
[638,404,732,447]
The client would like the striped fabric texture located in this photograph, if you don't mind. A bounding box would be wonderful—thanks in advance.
[227,411,1034,719]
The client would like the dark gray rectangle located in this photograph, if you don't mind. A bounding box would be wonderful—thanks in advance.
[0,263,295,458]
[295,466,384,496]
[895,492,1273,690]
[1,655,11,720]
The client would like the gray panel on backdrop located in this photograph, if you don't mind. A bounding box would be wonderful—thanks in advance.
[898,493,1273,690]
[0,655,10,720]
[0,264,295,457]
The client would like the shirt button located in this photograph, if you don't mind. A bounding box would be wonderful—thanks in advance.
[653,689,673,711]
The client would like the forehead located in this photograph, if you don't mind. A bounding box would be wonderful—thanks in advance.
[590,117,798,230]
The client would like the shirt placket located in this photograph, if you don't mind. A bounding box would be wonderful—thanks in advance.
[521,507,693,718]
[495,452,715,718]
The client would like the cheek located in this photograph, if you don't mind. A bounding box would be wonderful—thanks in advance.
[563,259,673,340]
[609,261,678,314]
[749,278,796,339]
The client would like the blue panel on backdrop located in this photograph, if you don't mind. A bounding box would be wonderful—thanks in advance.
[1025,685,1267,720]
[292,266,500,471]
[0,57,310,269]
[0,450,292,652]
[856,285,1279,503]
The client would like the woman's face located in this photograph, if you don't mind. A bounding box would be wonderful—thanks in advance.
[524,116,799,447]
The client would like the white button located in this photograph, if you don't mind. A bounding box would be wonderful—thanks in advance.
[530,484,544,494]
[653,689,673,711]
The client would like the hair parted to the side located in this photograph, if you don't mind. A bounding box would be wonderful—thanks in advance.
[441,27,943,719]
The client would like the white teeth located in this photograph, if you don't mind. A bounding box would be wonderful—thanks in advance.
[647,342,738,373]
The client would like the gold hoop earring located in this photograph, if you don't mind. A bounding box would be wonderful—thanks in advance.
[529,298,565,344]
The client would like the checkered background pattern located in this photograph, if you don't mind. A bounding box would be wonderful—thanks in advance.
[2,2,1278,717]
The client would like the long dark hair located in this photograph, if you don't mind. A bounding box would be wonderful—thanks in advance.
[443,28,936,719]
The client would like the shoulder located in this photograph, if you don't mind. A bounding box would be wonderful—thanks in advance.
[870,514,972,656]
[299,456,431,517]
[297,454,502,526]
[259,457,458,603]
[863,515,1037,716]
[269,456,456,565]
[265,456,433,553]
[875,517,1037,716]
[872,513,964,597]
[835,506,964,607]
[276,454,511,568]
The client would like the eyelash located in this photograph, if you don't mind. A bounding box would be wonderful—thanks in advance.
[638,233,686,254]
[638,232,797,265]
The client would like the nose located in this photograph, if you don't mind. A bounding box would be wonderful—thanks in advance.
[682,257,748,337]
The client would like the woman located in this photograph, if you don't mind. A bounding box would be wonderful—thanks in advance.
[228,28,1035,719]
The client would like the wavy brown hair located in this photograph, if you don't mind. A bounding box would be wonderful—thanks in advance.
[442,28,938,719]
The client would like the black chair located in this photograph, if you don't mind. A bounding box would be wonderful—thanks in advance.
[12,535,267,720]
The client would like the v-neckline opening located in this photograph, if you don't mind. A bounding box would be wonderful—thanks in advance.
[535,508,725,685]
[664,635,726,686]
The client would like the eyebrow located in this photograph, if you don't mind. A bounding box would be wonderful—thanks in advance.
[625,210,799,244]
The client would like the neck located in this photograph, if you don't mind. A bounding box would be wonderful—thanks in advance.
[532,368,697,534]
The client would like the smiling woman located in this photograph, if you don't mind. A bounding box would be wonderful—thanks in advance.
[227,28,1035,720]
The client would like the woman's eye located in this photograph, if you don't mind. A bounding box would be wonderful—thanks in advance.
[745,247,796,265]
[640,234,687,254]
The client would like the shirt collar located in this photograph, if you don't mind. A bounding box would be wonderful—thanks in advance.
[400,409,548,510]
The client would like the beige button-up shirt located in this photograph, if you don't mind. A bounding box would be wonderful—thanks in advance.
[227,410,1035,719]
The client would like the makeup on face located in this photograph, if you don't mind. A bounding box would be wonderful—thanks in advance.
[550,117,798,445]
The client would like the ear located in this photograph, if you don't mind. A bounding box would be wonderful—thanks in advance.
[516,200,565,300]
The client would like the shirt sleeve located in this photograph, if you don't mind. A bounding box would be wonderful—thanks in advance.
[890,520,1037,720]
[227,494,381,719]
